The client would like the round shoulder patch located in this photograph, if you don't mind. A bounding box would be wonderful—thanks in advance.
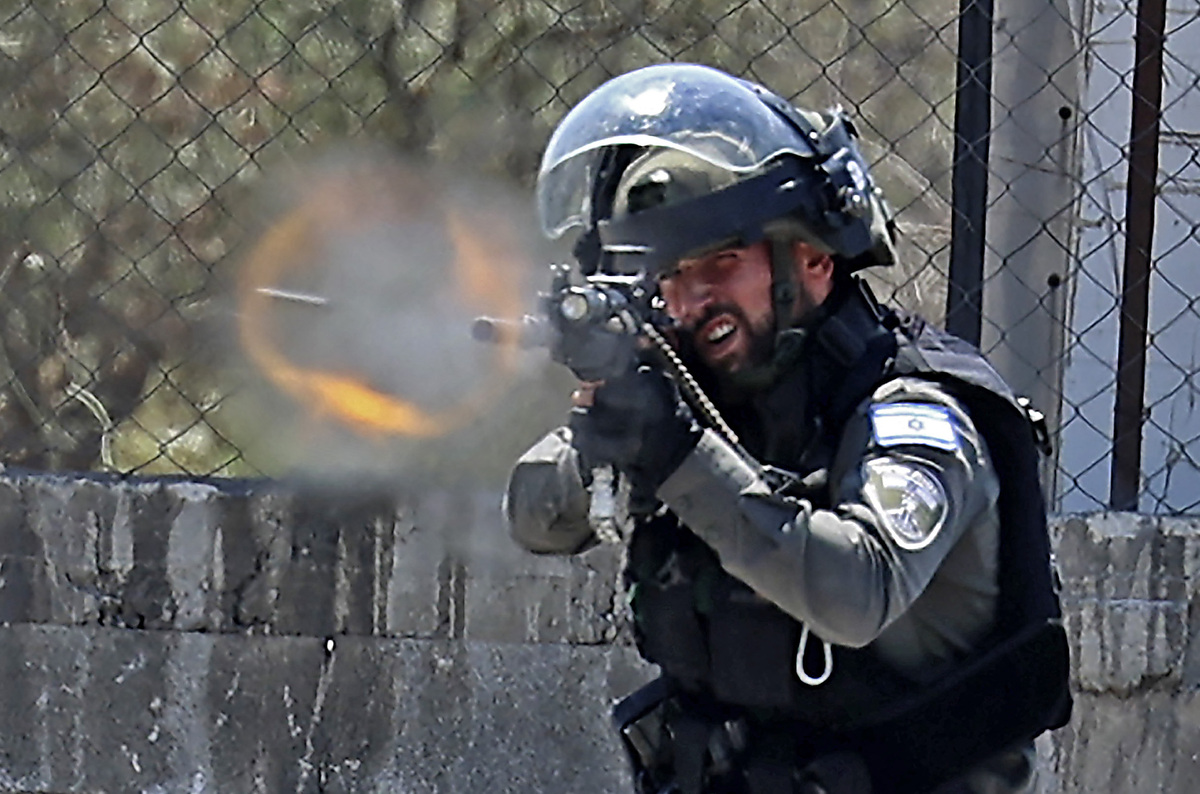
[862,458,948,551]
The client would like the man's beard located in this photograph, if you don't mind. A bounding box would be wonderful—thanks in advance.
[677,286,820,395]
[695,303,775,372]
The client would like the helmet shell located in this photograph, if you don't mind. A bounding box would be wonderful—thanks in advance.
[535,63,897,275]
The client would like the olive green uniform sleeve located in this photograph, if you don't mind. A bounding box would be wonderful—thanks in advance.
[657,377,1002,668]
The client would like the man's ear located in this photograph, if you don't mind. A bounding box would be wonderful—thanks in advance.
[792,241,835,301]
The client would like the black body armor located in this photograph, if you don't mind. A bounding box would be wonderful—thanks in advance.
[623,284,1072,792]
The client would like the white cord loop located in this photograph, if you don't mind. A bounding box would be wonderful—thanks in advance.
[795,623,834,686]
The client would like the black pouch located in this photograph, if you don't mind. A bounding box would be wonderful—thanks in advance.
[627,517,714,685]
[706,583,802,709]
[633,580,711,685]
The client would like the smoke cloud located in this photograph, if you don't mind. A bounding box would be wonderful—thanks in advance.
[223,144,574,491]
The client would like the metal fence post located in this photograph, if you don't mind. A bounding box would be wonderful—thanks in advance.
[984,0,1088,506]
[1109,0,1167,511]
[947,0,994,348]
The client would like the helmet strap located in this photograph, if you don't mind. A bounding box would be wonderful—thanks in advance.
[769,236,798,338]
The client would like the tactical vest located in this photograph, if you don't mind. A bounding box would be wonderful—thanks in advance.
[626,287,1073,792]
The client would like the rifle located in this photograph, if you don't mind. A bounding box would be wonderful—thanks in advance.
[473,262,745,539]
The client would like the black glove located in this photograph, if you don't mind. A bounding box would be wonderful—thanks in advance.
[569,365,701,495]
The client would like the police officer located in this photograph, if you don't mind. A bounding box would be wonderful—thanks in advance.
[504,63,1071,794]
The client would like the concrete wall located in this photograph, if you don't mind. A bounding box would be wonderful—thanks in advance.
[0,471,1195,793]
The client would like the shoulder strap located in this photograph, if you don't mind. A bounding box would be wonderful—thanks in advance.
[803,282,900,466]
[890,319,1063,629]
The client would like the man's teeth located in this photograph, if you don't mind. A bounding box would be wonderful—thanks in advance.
[707,322,735,344]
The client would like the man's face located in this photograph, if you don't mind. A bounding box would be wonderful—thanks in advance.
[658,242,779,377]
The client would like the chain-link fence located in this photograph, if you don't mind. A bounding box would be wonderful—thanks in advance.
[0,0,1196,514]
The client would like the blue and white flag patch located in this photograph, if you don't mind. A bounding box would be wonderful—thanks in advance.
[869,403,959,452]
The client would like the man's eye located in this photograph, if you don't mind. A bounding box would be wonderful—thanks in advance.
[712,252,742,272]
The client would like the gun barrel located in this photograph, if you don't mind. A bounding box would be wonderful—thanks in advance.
[471,316,554,349]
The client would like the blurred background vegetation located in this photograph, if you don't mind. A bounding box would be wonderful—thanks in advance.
[0,0,958,485]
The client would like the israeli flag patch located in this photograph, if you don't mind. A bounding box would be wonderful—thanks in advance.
[869,403,959,452]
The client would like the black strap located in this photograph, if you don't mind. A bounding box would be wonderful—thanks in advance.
[582,145,643,274]
[672,715,712,794]
[612,676,675,732]
[770,236,799,339]
[806,287,898,460]
[845,620,1071,793]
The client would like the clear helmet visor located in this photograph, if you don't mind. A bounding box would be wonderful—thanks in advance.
[536,63,819,239]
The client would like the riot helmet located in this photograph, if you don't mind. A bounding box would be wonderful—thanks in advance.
[535,63,897,278]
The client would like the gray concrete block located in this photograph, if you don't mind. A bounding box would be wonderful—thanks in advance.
[0,471,631,646]
[0,624,656,794]
[1054,513,1199,692]
[24,477,114,626]
[318,637,652,794]
[1048,690,1200,794]
[1055,515,1191,602]
[162,482,223,632]
[203,630,326,794]
[0,480,39,557]
[382,498,456,640]
[233,488,295,632]
[0,555,52,625]
[0,624,330,794]
[466,544,624,645]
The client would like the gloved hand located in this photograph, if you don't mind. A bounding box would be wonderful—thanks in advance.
[569,365,701,496]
